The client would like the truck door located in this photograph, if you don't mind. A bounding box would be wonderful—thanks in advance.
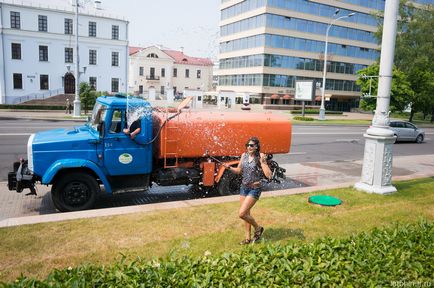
[103,109,147,176]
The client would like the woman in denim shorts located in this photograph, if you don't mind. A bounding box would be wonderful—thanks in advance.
[224,137,272,244]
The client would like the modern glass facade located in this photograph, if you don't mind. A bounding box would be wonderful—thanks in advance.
[217,0,391,111]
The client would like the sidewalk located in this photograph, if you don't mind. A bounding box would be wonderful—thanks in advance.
[1,154,433,228]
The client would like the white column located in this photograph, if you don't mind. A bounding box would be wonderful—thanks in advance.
[167,88,174,104]
[148,87,156,101]
[73,0,81,117]
[355,0,399,194]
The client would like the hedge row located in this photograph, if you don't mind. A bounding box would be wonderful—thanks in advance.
[291,110,343,115]
[5,220,433,287]
[293,116,315,121]
[0,104,65,110]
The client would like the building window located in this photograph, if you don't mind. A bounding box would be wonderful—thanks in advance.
[13,73,22,89]
[271,98,279,105]
[89,77,97,90]
[10,12,20,29]
[111,78,119,92]
[139,67,144,76]
[11,43,21,60]
[161,68,165,77]
[161,86,165,95]
[197,70,201,79]
[89,49,97,65]
[38,15,47,32]
[112,25,119,40]
[111,52,119,66]
[150,67,155,78]
[65,48,73,63]
[39,46,48,61]
[64,18,73,34]
[89,21,96,37]
[173,68,177,77]
[185,69,189,78]
[40,75,49,90]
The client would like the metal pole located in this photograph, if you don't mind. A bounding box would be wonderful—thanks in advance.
[355,0,399,194]
[73,0,81,117]
[319,13,355,120]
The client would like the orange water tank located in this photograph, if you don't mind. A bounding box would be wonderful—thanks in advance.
[152,110,291,159]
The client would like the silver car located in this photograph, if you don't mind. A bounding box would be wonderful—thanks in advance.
[390,121,425,143]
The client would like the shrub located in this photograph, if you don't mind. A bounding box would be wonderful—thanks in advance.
[5,221,433,287]
[291,110,343,115]
[0,104,65,110]
[293,116,314,121]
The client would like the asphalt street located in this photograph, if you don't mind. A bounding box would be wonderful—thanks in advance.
[1,118,433,220]
[1,119,433,181]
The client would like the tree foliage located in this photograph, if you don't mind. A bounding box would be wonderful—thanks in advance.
[79,82,99,114]
[357,63,413,112]
[367,1,434,122]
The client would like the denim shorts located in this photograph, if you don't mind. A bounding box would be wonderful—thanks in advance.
[240,186,262,200]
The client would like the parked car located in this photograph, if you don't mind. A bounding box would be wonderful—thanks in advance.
[389,121,425,143]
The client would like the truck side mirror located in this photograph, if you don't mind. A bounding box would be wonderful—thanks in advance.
[97,121,105,137]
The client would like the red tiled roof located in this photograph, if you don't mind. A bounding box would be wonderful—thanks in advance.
[162,49,213,66]
[129,46,143,55]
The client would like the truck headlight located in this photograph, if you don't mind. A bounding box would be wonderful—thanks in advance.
[27,134,35,172]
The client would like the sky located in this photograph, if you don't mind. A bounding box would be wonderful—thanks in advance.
[101,0,221,60]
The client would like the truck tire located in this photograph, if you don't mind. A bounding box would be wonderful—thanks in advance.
[51,172,99,212]
[217,170,242,196]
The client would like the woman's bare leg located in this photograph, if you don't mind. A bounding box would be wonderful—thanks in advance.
[239,196,259,232]
[240,196,251,240]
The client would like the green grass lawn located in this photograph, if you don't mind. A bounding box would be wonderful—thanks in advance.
[0,178,433,282]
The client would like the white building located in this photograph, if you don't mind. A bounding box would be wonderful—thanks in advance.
[0,0,128,104]
[129,46,213,97]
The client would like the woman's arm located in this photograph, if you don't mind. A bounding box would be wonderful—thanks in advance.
[259,153,272,179]
[224,153,243,174]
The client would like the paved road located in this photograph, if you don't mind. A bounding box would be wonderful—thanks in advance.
[1,119,433,180]
[1,119,433,220]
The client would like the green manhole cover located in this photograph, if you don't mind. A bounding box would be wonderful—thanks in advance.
[308,195,342,206]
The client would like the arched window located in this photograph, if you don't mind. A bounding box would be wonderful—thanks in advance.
[147,53,159,58]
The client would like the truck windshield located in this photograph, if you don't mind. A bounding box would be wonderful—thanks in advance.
[88,103,107,131]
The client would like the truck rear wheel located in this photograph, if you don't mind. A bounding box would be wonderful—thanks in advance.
[51,172,99,212]
[217,170,242,196]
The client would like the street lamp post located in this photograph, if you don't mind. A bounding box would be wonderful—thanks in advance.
[319,12,355,120]
[73,0,81,117]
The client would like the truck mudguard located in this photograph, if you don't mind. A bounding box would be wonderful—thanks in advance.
[42,159,112,193]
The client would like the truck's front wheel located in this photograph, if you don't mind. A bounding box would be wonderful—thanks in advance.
[51,172,99,212]
[217,170,242,196]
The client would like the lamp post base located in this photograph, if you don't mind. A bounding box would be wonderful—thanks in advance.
[354,130,397,195]
[318,107,326,120]
[73,100,81,118]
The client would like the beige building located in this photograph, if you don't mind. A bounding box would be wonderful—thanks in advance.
[216,0,386,111]
[128,46,213,97]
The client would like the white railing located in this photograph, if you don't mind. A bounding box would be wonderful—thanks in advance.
[8,88,65,105]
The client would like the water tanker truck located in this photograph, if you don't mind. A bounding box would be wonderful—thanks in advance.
[8,95,291,212]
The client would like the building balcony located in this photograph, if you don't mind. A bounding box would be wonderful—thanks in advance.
[146,75,160,81]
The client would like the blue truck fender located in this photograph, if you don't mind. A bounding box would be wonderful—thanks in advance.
[41,159,112,193]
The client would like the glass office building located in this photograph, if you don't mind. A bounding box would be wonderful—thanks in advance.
[217,0,432,111]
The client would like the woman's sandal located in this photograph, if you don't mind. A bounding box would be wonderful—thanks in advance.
[239,239,251,245]
[252,226,264,243]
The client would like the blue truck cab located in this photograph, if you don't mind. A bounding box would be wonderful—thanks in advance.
[8,95,154,211]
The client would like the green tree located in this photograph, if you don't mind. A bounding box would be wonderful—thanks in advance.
[79,82,97,114]
[357,63,413,113]
[372,1,434,122]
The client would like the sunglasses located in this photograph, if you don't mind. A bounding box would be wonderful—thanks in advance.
[245,143,256,148]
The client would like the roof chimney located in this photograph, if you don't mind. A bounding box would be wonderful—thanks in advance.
[94,0,102,10]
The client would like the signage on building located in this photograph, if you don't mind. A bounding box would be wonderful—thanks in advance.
[294,80,316,101]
